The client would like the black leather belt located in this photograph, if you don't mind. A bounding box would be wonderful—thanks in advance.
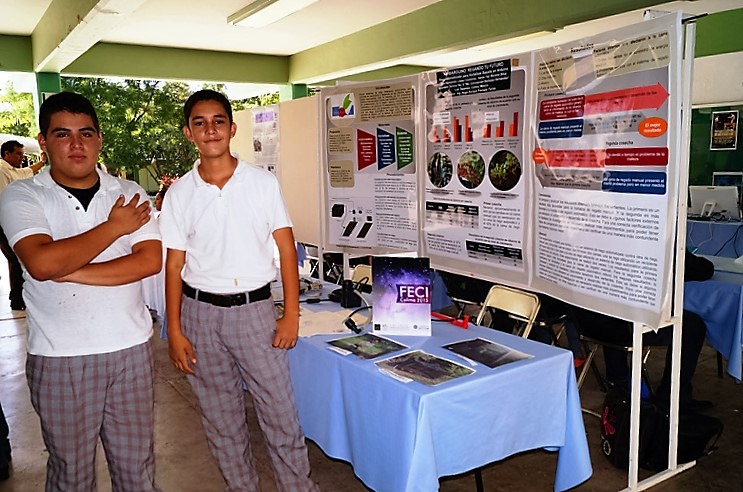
[182,282,271,308]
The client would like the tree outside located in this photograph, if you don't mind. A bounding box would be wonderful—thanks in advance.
[0,82,36,137]
[1,77,279,188]
[62,77,279,188]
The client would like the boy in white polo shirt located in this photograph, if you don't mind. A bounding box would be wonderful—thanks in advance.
[160,90,317,491]
[0,92,161,491]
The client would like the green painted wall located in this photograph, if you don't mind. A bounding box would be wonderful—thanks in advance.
[64,43,289,84]
[0,35,33,72]
[689,105,743,186]
[35,72,61,104]
[695,8,743,58]
[279,84,309,101]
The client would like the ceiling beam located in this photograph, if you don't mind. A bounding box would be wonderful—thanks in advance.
[288,0,661,84]
[64,43,290,84]
[32,0,148,73]
[313,65,437,87]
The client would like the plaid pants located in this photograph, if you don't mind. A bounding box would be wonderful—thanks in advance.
[181,295,317,492]
[27,341,158,492]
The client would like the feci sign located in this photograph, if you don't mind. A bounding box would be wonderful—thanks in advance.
[396,284,431,304]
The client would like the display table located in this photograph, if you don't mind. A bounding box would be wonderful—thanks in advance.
[288,323,592,491]
[687,219,743,258]
[685,265,743,381]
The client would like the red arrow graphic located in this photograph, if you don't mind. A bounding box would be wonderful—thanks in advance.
[584,83,669,115]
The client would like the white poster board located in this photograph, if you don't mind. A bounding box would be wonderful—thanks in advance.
[277,96,323,246]
[321,77,419,253]
[421,58,532,287]
[530,13,683,327]
[252,105,280,174]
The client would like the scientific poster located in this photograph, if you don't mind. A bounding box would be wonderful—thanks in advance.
[252,105,279,174]
[530,14,682,326]
[422,59,530,285]
[322,78,418,251]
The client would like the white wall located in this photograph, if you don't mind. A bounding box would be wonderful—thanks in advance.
[692,51,743,106]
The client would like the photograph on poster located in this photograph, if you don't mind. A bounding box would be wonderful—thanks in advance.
[710,110,738,150]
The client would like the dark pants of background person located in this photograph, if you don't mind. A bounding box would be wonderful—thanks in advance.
[0,226,24,309]
[589,310,706,404]
[1,401,10,479]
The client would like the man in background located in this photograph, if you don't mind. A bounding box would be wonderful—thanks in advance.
[0,140,44,310]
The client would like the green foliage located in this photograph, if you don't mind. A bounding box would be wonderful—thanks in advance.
[0,82,36,137]
[62,77,198,183]
[59,78,279,186]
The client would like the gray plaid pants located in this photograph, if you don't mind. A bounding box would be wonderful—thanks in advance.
[27,341,158,492]
[181,295,317,492]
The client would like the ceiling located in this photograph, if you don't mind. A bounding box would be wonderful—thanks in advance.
[0,0,741,94]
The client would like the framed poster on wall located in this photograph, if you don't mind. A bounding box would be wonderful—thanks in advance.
[710,110,738,150]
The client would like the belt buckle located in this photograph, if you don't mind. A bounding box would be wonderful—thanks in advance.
[231,293,247,306]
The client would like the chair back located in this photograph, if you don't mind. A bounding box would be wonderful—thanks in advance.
[351,264,372,286]
[476,285,541,338]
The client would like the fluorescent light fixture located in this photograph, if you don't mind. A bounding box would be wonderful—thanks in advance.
[228,0,318,28]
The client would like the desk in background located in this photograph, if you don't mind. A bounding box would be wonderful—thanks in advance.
[289,323,592,492]
[684,258,743,381]
[687,220,743,258]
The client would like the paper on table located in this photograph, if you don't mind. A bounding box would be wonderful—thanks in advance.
[299,309,354,337]
[701,254,743,274]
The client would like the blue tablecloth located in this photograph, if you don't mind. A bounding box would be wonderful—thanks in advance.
[685,270,743,380]
[687,220,743,258]
[289,323,592,491]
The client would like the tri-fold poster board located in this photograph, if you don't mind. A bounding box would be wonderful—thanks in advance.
[274,13,686,330]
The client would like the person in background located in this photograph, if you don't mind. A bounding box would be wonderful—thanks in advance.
[0,92,161,490]
[160,90,318,491]
[574,250,714,412]
[0,140,44,310]
[154,186,167,213]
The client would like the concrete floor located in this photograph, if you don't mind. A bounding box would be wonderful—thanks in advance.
[1,262,742,491]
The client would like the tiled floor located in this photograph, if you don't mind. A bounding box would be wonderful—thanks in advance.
[1,261,741,491]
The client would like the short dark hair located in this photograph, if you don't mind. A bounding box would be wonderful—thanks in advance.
[39,92,100,137]
[157,186,168,198]
[183,89,233,127]
[1,140,23,158]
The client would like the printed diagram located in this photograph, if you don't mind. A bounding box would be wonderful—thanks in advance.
[330,200,374,241]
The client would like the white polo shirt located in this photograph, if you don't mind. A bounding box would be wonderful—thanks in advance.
[0,158,34,193]
[0,168,160,357]
[159,158,292,293]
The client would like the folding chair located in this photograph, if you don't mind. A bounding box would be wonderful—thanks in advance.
[473,284,540,491]
[350,264,372,292]
[437,271,492,319]
[570,307,653,396]
[476,284,541,339]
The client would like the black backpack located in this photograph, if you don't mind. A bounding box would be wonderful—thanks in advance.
[600,387,723,470]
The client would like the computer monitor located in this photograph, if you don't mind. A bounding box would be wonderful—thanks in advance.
[689,185,741,220]
[713,171,743,215]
